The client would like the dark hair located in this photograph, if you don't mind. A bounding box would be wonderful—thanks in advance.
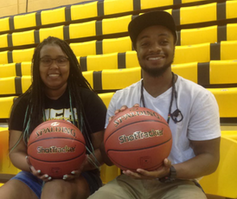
[10,36,94,151]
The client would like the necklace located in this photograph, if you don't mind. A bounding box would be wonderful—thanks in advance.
[140,72,181,124]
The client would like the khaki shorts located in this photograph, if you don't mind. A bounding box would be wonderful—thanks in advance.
[89,174,207,199]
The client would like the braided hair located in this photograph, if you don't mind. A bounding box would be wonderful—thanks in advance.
[10,36,95,152]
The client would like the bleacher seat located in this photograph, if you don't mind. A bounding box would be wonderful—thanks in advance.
[0,96,15,119]
[100,164,120,185]
[221,130,237,140]
[70,1,98,21]
[199,136,237,198]
[0,34,9,49]
[98,92,114,108]
[18,62,32,76]
[102,36,132,54]
[69,20,96,40]
[0,17,11,33]
[70,36,132,57]
[0,76,31,96]
[181,0,208,4]
[93,67,141,91]
[180,25,218,46]
[79,51,139,71]
[172,62,198,84]
[208,87,237,118]
[0,77,18,96]
[0,63,17,78]
[226,0,237,20]
[173,60,237,87]
[220,40,237,61]
[226,23,237,41]
[124,51,139,68]
[209,60,237,85]
[82,71,94,88]
[173,43,219,64]
[21,76,32,93]
[39,25,65,42]
[140,0,173,10]
[81,53,118,71]
[179,2,218,26]
[70,40,97,57]
[102,15,132,36]
[0,129,21,183]
[40,7,69,26]
[12,48,35,63]
[103,0,134,16]
[0,51,9,65]
[12,30,36,47]
[13,12,38,30]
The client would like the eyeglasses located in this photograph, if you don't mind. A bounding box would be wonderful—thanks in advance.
[40,56,69,67]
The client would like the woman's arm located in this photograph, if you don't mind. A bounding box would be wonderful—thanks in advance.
[9,130,31,172]
[83,130,106,170]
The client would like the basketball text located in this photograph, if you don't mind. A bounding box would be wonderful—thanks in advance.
[114,110,160,127]
[118,129,163,144]
[34,127,76,138]
[37,145,76,153]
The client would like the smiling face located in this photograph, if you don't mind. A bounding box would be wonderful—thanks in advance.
[39,44,70,92]
[136,25,175,77]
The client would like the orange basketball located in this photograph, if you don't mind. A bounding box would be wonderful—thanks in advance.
[27,120,86,178]
[104,107,172,171]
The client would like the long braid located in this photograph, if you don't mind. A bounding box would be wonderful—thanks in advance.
[10,37,96,155]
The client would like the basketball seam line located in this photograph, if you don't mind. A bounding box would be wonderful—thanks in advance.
[28,137,85,147]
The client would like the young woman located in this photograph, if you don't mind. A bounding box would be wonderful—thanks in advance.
[0,36,107,199]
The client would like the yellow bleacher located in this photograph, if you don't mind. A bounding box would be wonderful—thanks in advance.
[199,136,237,198]
[0,1,236,198]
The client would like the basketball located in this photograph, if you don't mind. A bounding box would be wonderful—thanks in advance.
[27,119,86,179]
[104,106,172,171]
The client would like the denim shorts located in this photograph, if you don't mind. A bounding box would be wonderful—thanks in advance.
[11,170,102,199]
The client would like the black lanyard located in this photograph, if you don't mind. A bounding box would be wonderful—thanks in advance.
[140,72,183,124]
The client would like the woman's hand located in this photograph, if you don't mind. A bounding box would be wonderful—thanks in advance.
[26,156,52,181]
[61,155,87,181]
[122,158,171,180]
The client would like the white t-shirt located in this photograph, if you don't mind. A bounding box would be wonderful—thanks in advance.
[105,75,221,164]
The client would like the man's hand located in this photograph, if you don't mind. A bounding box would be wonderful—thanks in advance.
[122,158,171,180]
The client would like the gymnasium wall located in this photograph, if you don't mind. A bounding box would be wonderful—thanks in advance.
[0,0,95,18]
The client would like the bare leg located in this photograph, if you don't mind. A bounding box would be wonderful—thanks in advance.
[41,176,90,199]
[0,180,38,199]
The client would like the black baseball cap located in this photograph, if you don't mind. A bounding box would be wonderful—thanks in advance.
[128,11,177,48]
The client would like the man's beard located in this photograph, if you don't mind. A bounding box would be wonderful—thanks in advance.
[141,60,173,78]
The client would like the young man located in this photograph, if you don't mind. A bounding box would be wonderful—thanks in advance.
[89,11,221,199]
